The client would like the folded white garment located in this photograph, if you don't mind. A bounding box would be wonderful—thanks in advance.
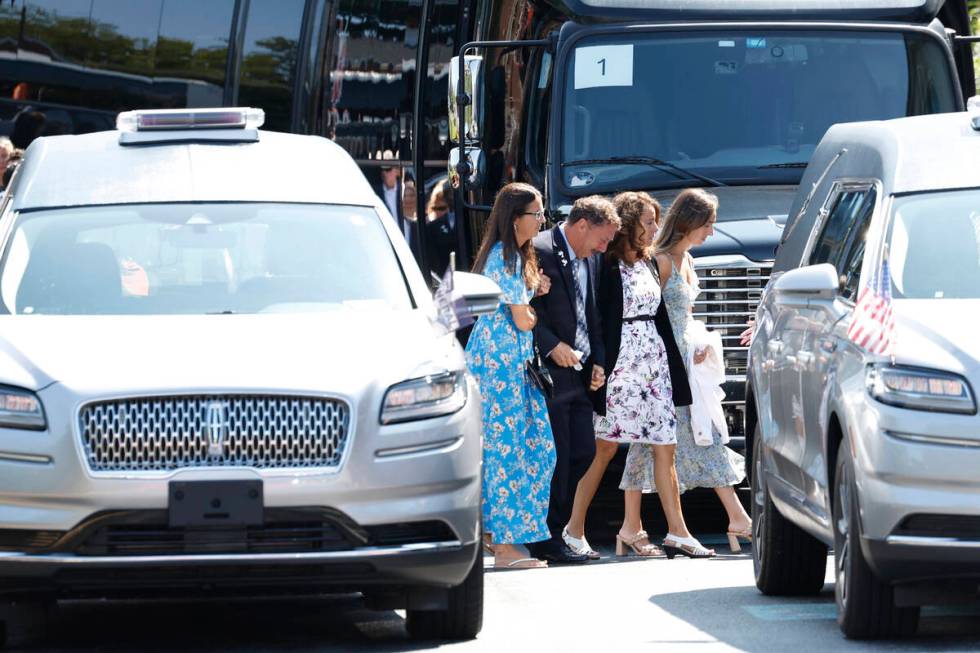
[686,321,729,446]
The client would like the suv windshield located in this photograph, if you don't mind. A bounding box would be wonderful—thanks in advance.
[0,203,412,315]
[886,189,980,300]
[562,30,956,194]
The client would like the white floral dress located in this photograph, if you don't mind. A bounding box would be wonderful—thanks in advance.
[594,260,676,445]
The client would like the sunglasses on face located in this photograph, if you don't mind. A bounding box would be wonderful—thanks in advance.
[432,205,449,212]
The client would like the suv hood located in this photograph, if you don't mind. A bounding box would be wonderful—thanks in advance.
[0,310,460,396]
[893,300,980,378]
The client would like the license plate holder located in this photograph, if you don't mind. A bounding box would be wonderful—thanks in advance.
[168,480,263,527]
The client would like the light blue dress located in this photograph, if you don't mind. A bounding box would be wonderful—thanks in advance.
[464,242,556,544]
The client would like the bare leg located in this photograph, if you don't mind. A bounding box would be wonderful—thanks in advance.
[565,439,618,538]
[622,489,643,535]
[651,444,691,538]
[715,485,751,533]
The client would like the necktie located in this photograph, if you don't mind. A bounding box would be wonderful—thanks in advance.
[573,258,590,360]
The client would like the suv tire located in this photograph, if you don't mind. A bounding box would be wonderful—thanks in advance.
[752,425,828,595]
[833,441,919,639]
[406,548,483,641]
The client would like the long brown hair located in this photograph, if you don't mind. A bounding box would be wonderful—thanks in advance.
[471,182,541,289]
[608,191,660,263]
[654,188,718,254]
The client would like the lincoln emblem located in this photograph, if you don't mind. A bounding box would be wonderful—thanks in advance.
[205,401,229,458]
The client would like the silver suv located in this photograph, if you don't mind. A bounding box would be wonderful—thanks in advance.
[0,108,498,645]
[747,110,980,639]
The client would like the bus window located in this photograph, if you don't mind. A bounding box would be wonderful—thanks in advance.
[156,0,236,107]
[238,0,306,133]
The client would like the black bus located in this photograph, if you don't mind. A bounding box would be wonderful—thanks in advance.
[0,0,459,211]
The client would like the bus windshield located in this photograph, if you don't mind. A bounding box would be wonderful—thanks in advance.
[561,29,957,193]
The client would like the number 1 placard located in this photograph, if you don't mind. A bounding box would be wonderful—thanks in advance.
[573,44,633,90]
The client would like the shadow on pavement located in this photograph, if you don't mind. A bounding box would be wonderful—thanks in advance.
[3,595,449,652]
[648,584,980,652]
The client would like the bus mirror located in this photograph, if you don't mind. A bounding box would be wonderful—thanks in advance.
[448,146,486,189]
[449,55,484,143]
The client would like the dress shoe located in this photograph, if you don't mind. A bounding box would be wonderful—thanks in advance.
[530,542,590,565]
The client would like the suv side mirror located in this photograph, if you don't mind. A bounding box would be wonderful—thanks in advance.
[450,271,502,325]
[448,55,484,144]
[773,263,839,306]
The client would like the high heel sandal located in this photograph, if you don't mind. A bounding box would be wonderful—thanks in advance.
[726,528,752,553]
[615,530,663,557]
[662,534,715,559]
[562,526,600,560]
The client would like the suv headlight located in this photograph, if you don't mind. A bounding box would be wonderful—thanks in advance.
[866,365,976,415]
[0,386,46,430]
[380,371,467,424]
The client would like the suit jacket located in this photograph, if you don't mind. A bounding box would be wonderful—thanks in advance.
[591,255,692,415]
[531,225,604,403]
[373,178,420,257]
[425,212,455,279]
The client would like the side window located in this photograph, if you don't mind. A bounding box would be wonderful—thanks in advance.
[837,187,877,301]
[525,50,553,182]
[809,187,870,267]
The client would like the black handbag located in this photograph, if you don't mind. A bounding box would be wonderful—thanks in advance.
[525,348,555,399]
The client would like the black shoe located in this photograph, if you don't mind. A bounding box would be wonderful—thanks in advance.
[531,542,590,565]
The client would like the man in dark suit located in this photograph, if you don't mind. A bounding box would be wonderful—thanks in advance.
[372,153,419,258]
[424,180,455,280]
[530,195,621,564]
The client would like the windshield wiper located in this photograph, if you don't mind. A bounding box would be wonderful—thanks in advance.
[757,162,808,169]
[562,156,726,188]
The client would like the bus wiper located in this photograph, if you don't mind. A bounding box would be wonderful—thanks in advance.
[562,156,726,187]
[757,162,808,169]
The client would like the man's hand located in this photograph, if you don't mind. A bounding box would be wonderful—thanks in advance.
[739,318,756,346]
[693,347,708,365]
[535,270,551,297]
[590,365,606,391]
[548,342,581,368]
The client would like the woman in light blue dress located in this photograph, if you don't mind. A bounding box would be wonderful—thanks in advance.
[465,182,556,569]
[651,188,752,553]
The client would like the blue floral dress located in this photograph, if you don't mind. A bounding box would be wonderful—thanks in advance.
[464,242,556,544]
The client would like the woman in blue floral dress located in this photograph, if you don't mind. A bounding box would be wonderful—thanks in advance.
[465,182,556,569]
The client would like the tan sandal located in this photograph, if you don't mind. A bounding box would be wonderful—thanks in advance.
[615,530,663,557]
[726,527,752,553]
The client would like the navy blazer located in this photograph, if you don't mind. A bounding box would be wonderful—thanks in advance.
[531,226,604,402]
[591,255,692,415]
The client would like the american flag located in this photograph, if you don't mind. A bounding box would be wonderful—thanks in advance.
[847,255,896,357]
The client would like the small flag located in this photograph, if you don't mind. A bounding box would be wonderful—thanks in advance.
[433,252,470,331]
[847,250,896,357]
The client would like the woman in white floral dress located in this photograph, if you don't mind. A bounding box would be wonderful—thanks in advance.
[562,192,712,560]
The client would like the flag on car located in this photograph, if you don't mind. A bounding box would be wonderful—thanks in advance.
[433,254,462,331]
[846,251,896,357]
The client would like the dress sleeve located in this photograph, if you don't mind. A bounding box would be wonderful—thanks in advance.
[484,244,529,305]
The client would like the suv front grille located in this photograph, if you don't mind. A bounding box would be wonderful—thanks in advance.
[693,260,772,377]
[80,395,350,473]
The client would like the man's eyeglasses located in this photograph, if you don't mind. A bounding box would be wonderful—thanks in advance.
[522,210,546,220]
[431,204,449,212]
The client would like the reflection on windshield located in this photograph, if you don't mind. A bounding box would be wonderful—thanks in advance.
[888,191,980,300]
[563,30,954,192]
[0,203,413,315]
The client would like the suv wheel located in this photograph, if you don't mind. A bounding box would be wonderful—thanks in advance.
[833,441,919,639]
[752,424,828,595]
[406,548,483,641]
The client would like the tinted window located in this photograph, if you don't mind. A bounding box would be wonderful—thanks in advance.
[155,0,235,106]
[0,203,412,315]
[809,187,874,267]
[330,0,420,164]
[837,190,877,301]
[238,0,305,133]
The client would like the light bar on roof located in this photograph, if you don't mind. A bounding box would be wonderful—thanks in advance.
[116,108,265,132]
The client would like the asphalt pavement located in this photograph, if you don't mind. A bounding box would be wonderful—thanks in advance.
[7,538,980,652]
